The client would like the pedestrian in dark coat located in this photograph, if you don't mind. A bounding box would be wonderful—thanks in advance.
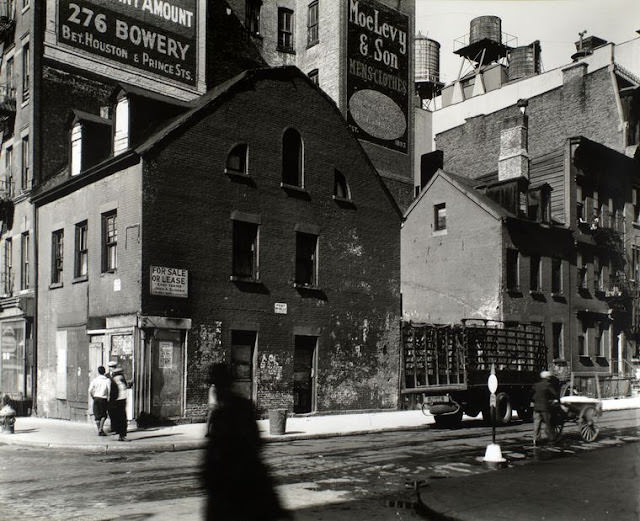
[533,370,559,444]
[202,363,290,521]
[108,361,130,441]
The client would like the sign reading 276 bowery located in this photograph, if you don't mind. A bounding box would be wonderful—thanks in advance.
[346,0,409,153]
[57,0,197,87]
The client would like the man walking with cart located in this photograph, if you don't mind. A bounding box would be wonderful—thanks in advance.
[533,370,558,445]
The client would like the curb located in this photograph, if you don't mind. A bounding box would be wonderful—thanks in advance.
[0,423,431,453]
[415,484,465,521]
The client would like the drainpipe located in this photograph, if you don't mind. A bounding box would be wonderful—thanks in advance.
[618,331,625,375]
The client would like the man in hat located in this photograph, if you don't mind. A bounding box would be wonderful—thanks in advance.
[88,366,111,436]
[108,361,130,441]
[533,370,559,445]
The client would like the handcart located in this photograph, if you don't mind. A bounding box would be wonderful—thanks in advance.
[545,373,602,442]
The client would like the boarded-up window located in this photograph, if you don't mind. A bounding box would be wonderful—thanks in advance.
[56,330,67,399]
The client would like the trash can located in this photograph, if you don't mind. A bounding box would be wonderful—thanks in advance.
[269,409,288,435]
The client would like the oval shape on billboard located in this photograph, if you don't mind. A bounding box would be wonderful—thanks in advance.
[349,89,406,141]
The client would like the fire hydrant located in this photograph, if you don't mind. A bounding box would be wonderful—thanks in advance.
[0,395,16,434]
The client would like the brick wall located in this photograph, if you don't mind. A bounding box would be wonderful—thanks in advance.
[436,67,623,179]
[140,70,402,416]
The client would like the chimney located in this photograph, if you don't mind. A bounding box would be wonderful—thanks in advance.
[498,99,529,181]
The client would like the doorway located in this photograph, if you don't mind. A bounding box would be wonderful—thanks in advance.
[293,335,317,413]
[150,329,184,418]
[231,330,256,401]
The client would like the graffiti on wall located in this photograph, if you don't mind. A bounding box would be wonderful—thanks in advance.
[259,353,283,381]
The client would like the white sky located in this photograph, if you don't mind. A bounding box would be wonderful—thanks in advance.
[415,0,640,83]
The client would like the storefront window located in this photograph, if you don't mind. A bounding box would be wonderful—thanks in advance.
[0,321,25,396]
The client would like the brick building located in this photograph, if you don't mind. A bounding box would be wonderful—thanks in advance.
[226,0,417,210]
[406,32,640,385]
[33,67,402,422]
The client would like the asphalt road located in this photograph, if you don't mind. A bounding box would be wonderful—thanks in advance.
[0,409,638,521]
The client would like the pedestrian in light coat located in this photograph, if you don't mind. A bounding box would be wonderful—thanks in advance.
[88,366,110,436]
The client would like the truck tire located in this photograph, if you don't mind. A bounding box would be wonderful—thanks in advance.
[495,392,512,424]
[482,393,512,425]
[433,409,462,429]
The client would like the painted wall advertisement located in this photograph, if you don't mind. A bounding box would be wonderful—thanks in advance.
[150,266,188,298]
[347,0,409,153]
[57,0,197,87]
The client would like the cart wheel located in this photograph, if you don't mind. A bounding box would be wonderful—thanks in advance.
[550,419,564,442]
[578,406,600,442]
[421,401,430,417]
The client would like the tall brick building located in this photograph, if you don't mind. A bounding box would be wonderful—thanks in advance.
[410,30,640,385]
[33,67,402,422]
[226,0,417,210]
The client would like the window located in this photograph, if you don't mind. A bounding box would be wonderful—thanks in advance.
[277,8,294,52]
[3,238,11,295]
[633,188,640,224]
[295,232,318,287]
[20,231,29,290]
[307,1,319,46]
[114,96,129,155]
[232,220,259,280]
[21,42,29,101]
[226,144,248,175]
[594,256,601,291]
[551,258,562,294]
[51,229,64,285]
[576,185,585,222]
[71,123,82,176]
[552,323,563,359]
[633,247,640,283]
[308,68,319,85]
[578,321,588,357]
[21,134,29,191]
[5,146,13,197]
[102,211,117,273]
[530,255,541,292]
[577,253,587,289]
[245,0,261,35]
[506,249,519,291]
[333,170,350,200]
[75,221,88,278]
[434,203,446,231]
[282,128,303,187]
[596,325,607,358]
[6,57,14,97]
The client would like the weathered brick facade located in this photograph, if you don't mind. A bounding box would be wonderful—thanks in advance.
[34,67,402,421]
[436,65,624,180]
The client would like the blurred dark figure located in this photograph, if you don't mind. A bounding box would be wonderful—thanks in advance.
[202,363,290,521]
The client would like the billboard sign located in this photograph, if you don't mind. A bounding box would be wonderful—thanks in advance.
[57,0,198,87]
[347,0,409,153]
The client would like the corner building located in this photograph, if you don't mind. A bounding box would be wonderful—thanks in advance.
[33,67,402,422]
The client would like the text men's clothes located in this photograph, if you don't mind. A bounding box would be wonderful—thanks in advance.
[533,378,558,412]
[88,374,111,399]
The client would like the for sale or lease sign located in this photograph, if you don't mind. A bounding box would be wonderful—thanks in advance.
[150,266,188,298]
[57,0,198,87]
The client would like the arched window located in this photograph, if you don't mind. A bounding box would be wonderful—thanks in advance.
[226,143,248,175]
[333,170,350,199]
[282,128,303,187]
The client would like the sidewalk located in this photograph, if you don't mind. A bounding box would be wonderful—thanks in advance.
[0,396,638,454]
[0,408,435,453]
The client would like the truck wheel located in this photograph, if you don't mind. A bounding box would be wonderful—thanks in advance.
[483,393,512,425]
[433,409,462,429]
[495,392,512,424]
